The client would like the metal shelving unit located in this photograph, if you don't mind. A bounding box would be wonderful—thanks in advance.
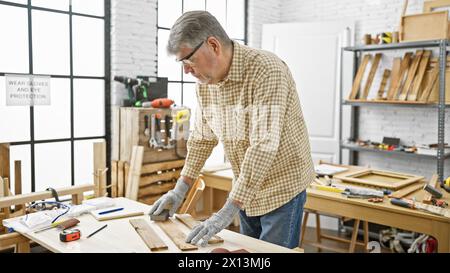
[340,39,448,184]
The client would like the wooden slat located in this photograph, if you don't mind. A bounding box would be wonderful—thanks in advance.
[408,50,431,101]
[156,220,198,251]
[111,161,118,198]
[0,176,4,197]
[392,52,413,100]
[361,53,382,100]
[348,54,371,100]
[118,161,125,197]
[419,66,439,102]
[175,214,224,244]
[423,174,439,204]
[129,219,168,251]
[140,169,182,187]
[125,146,144,201]
[389,182,425,198]
[138,195,163,205]
[141,159,185,175]
[387,58,402,100]
[0,184,94,209]
[138,181,176,197]
[376,69,391,99]
[124,162,130,194]
[399,50,424,100]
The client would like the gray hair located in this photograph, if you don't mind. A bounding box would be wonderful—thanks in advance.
[167,11,232,55]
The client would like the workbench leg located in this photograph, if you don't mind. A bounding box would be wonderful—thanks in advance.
[432,221,450,253]
[349,219,360,253]
[16,241,30,253]
[299,211,309,247]
[363,221,369,253]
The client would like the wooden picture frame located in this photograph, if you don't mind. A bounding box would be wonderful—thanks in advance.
[333,169,424,190]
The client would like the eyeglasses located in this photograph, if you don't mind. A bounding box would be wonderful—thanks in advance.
[176,40,205,64]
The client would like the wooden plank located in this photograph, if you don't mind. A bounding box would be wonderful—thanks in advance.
[141,159,185,175]
[129,219,168,251]
[140,169,182,187]
[125,146,144,201]
[138,195,163,205]
[361,53,382,100]
[423,174,439,204]
[419,66,439,102]
[175,214,224,244]
[408,50,431,101]
[391,52,413,100]
[111,161,118,198]
[118,161,125,197]
[0,144,10,180]
[139,181,176,197]
[398,50,424,100]
[348,54,371,100]
[389,182,425,198]
[376,69,391,99]
[400,11,449,42]
[387,58,402,100]
[124,162,130,195]
[156,219,198,251]
[0,177,4,197]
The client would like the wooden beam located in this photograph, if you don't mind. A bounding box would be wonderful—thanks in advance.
[0,184,94,209]
[376,69,391,99]
[389,182,425,199]
[392,52,413,100]
[93,142,106,197]
[129,219,168,251]
[125,146,144,201]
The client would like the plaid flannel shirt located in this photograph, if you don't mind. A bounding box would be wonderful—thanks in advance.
[180,42,314,216]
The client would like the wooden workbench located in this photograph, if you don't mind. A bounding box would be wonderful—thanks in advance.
[2,197,297,253]
[199,167,450,253]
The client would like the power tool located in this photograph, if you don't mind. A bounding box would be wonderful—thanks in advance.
[114,76,149,107]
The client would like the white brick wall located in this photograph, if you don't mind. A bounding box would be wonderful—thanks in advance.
[110,0,450,178]
[111,0,157,106]
[277,0,450,179]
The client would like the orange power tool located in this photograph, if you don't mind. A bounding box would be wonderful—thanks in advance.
[151,98,174,108]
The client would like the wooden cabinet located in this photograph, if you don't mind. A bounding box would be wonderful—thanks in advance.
[119,107,190,164]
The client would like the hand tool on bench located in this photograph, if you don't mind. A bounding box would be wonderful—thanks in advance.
[155,114,163,148]
[149,114,159,148]
[34,218,80,233]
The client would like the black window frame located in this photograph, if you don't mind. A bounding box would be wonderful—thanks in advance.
[0,0,111,192]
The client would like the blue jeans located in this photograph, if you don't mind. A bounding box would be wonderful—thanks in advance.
[239,190,307,249]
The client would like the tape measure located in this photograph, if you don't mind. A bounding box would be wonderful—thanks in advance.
[60,229,81,242]
[445,177,450,187]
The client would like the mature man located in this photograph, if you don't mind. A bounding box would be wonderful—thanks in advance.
[149,11,314,249]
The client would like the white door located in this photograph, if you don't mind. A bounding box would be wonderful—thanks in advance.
[262,21,353,165]
[262,21,354,230]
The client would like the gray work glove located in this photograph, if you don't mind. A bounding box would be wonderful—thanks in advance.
[148,177,190,217]
[186,199,240,247]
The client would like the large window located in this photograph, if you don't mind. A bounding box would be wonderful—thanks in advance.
[0,0,110,193]
[157,0,247,165]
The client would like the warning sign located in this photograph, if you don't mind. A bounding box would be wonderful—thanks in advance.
[6,74,51,106]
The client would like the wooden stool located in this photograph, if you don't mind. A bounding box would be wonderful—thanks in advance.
[300,210,369,253]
